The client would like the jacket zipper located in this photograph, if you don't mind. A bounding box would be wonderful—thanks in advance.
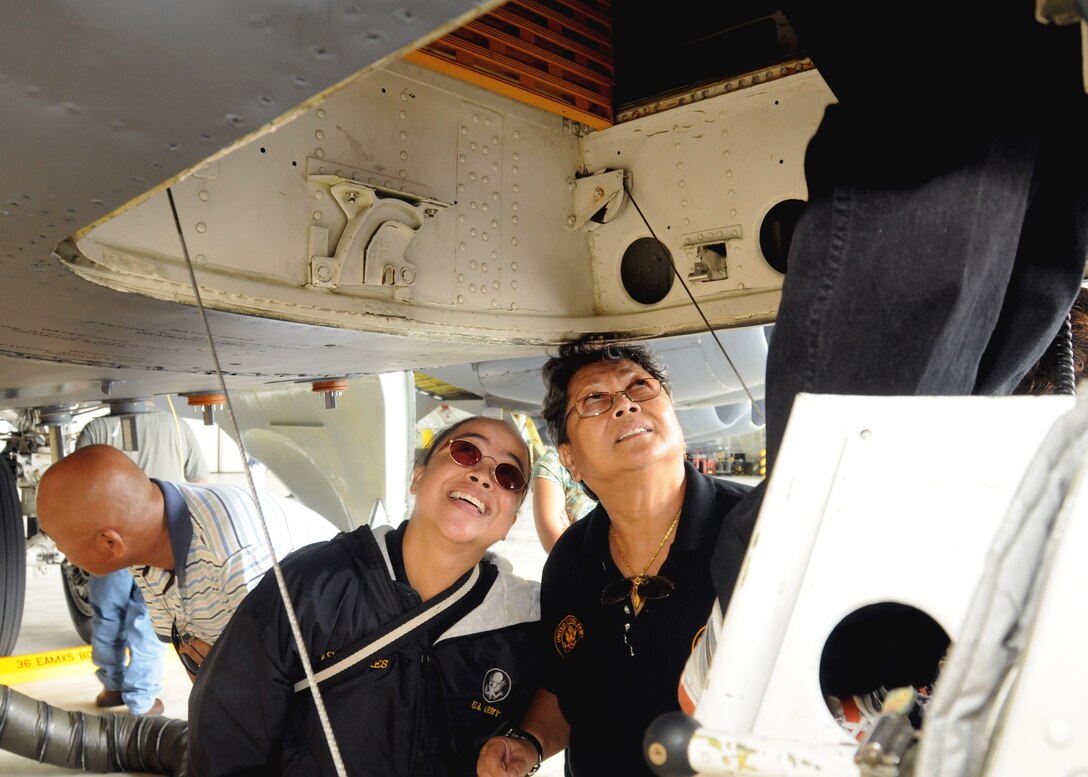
[413,652,431,776]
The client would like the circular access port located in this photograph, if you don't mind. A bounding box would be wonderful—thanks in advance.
[820,602,949,739]
[759,198,806,275]
[621,236,674,305]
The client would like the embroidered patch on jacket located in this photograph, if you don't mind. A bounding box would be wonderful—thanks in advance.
[554,614,585,657]
[482,668,511,702]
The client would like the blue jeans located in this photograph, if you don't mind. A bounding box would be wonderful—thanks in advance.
[765,103,1088,472]
[712,99,1088,608]
[89,569,165,714]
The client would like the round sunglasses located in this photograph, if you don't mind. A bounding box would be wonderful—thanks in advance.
[442,438,527,492]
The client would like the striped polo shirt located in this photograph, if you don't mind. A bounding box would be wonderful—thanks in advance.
[134,480,340,644]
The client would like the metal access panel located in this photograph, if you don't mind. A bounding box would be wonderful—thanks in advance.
[581,66,830,336]
[70,60,833,349]
[71,59,592,346]
[695,393,1076,753]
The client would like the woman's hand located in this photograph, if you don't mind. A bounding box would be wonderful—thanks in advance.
[477,735,538,777]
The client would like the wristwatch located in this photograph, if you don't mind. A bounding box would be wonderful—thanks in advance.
[503,726,543,776]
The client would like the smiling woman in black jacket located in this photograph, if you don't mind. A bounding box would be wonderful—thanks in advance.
[188,416,540,777]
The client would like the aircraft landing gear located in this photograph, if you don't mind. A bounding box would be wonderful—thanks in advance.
[0,455,25,656]
[61,559,94,644]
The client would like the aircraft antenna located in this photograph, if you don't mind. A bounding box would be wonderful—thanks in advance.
[622,181,768,426]
[166,188,350,777]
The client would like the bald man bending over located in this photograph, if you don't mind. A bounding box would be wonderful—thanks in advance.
[38,444,339,681]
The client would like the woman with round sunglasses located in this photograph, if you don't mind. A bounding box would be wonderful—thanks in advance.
[188,416,540,777]
[478,339,755,777]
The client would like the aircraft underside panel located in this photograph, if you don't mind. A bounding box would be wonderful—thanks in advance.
[221,372,414,533]
[70,61,834,346]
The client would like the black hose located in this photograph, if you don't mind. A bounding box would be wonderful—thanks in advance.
[0,685,186,776]
[1054,312,1076,396]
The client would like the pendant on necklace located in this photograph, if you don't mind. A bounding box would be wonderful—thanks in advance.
[630,575,644,610]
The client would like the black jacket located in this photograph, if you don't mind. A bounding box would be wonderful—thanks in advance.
[188,523,540,777]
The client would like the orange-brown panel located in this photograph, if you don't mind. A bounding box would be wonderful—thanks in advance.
[408,0,613,129]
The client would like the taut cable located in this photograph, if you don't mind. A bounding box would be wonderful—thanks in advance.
[622,180,767,426]
[166,187,348,777]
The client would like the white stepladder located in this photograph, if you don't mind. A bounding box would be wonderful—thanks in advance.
[646,392,1088,777]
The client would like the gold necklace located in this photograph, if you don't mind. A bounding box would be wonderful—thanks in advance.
[610,505,681,609]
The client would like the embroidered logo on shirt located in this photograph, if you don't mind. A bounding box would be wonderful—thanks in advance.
[554,614,585,657]
[482,668,511,702]
[471,698,504,717]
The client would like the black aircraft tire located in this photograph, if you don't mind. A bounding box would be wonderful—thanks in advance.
[61,560,94,645]
[0,459,25,656]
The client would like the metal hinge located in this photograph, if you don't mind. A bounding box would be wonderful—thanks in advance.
[307,176,449,290]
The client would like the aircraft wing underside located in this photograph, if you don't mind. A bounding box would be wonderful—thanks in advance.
[0,0,519,408]
[1,1,831,410]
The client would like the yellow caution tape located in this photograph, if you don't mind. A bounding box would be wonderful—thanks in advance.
[0,645,95,686]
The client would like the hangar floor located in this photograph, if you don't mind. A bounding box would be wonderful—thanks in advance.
[1,500,565,777]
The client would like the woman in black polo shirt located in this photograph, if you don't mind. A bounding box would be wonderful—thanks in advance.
[478,339,754,777]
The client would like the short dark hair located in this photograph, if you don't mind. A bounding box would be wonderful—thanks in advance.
[540,335,670,445]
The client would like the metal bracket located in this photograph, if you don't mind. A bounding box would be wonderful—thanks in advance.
[682,225,743,282]
[566,169,627,231]
[37,405,73,461]
[308,177,449,289]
